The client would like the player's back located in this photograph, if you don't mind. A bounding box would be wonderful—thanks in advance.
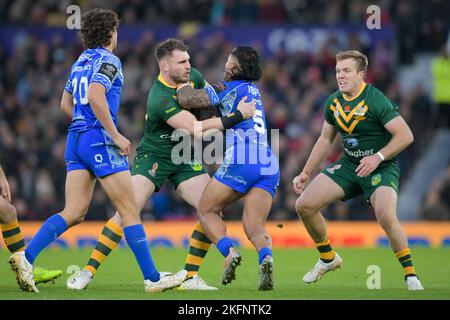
[215,80,279,193]
[217,80,278,173]
[65,47,123,132]
[218,80,269,150]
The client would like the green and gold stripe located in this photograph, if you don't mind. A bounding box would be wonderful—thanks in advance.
[1,221,26,253]
[184,222,211,278]
[84,219,123,275]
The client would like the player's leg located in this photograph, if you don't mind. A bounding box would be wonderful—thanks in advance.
[98,171,185,292]
[295,173,345,283]
[176,173,218,290]
[68,174,156,289]
[74,149,166,284]
[86,175,155,276]
[1,197,26,254]
[9,169,96,292]
[1,197,63,285]
[370,186,424,290]
[197,177,243,285]
[242,187,274,290]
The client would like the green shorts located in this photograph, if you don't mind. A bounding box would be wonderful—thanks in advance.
[321,157,400,202]
[131,152,207,192]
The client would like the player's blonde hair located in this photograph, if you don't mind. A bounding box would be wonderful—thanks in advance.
[336,50,368,74]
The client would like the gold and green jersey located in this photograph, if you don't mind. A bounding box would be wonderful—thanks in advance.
[136,68,205,158]
[324,82,400,165]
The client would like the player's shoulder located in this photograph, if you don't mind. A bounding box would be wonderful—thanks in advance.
[327,88,341,103]
[225,80,250,93]
[364,83,393,108]
[92,48,122,68]
[365,83,387,100]
[189,67,202,79]
[148,81,177,108]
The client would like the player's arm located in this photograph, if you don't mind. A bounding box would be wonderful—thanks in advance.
[87,83,130,155]
[293,122,338,195]
[355,116,414,177]
[0,164,11,203]
[167,96,255,139]
[176,82,225,109]
[60,90,73,118]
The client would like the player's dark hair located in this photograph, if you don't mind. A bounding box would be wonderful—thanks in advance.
[154,39,189,62]
[230,46,262,82]
[80,8,119,49]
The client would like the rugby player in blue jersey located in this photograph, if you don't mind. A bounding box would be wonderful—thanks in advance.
[177,46,280,290]
[8,8,186,293]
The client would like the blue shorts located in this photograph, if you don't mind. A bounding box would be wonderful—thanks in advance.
[65,128,129,178]
[214,145,280,197]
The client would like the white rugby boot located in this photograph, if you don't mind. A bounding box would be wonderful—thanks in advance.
[406,276,424,290]
[66,269,93,290]
[303,252,342,284]
[9,251,39,293]
[178,274,218,290]
[144,270,187,293]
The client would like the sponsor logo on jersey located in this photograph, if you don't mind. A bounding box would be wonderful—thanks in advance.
[371,174,382,186]
[165,107,177,114]
[73,65,91,72]
[224,174,247,185]
[190,160,203,172]
[326,164,342,174]
[149,162,158,177]
[345,138,359,149]
[344,147,374,158]
[93,153,108,168]
[160,132,186,140]
[354,106,367,116]
[353,115,366,121]
[98,63,118,82]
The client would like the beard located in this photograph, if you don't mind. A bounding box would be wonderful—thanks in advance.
[170,71,190,84]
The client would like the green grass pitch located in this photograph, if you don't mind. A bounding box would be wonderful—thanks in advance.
[0,247,449,300]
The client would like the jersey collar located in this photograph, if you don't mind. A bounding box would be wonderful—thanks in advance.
[342,82,367,102]
[157,74,177,89]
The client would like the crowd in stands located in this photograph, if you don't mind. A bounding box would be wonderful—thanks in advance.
[0,0,448,221]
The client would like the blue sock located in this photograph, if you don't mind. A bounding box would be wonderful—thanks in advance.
[123,224,160,282]
[258,247,272,265]
[217,237,233,257]
[25,214,68,265]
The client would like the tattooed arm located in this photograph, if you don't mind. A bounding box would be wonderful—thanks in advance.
[176,81,226,109]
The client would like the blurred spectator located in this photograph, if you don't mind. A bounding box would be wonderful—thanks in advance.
[421,164,450,220]
[0,0,446,221]
[431,46,450,127]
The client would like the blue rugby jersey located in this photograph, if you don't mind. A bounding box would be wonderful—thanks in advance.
[217,80,271,157]
[64,47,123,132]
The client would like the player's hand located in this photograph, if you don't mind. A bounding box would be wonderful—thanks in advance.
[0,175,12,203]
[237,96,255,119]
[112,133,131,156]
[292,172,310,195]
[355,154,382,177]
